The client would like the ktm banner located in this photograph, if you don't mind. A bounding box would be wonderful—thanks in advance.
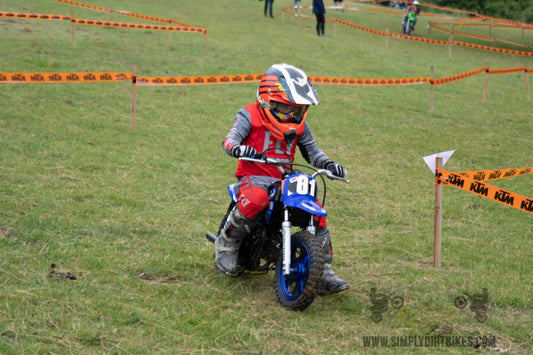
[0,65,529,85]
[309,76,430,86]
[0,72,131,83]
[136,75,430,86]
[450,168,533,182]
[441,167,533,187]
[436,168,533,215]
[136,74,263,86]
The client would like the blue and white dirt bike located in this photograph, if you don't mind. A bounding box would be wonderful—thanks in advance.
[206,152,349,311]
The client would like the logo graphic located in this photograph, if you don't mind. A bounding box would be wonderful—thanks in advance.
[454,288,490,323]
[369,288,404,322]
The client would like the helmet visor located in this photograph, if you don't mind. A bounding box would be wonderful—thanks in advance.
[271,102,308,123]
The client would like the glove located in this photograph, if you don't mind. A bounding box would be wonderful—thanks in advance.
[232,145,257,158]
[327,163,347,178]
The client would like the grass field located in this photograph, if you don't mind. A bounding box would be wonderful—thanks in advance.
[1,0,532,353]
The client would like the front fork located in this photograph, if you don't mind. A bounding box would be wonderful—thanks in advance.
[281,207,316,275]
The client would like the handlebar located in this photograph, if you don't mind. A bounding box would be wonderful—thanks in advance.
[239,155,349,183]
[313,169,350,183]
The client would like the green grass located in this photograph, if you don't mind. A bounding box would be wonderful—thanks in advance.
[1,0,532,353]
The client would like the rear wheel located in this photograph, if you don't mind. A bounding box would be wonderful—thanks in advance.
[275,231,324,311]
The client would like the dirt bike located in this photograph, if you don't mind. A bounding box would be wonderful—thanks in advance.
[206,152,349,311]
[454,291,489,323]
[402,11,416,35]
[369,291,404,322]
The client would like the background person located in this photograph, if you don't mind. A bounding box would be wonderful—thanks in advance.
[264,0,274,18]
[313,0,326,37]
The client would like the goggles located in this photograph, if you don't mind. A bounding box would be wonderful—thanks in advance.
[271,102,308,123]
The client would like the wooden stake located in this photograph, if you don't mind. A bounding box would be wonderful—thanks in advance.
[298,6,300,27]
[204,32,208,53]
[385,27,388,48]
[526,64,530,101]
[430,66,434,113]
[71,10,76,48]
[168,17,172,42]
[131,64,137,132]
[448,35,452,59]
[483,62,489,103]
[434,157,443,268]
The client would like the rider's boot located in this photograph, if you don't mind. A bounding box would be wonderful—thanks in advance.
[316,227,350,296]
[215,206,255,277]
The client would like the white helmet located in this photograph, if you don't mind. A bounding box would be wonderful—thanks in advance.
[413,0,420,5]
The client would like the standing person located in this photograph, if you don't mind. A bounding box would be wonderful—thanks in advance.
[294,0,301,9]
[216,63,350,295]
[264,0,274,18]
[313,0,326,37]
[334,0,345,12]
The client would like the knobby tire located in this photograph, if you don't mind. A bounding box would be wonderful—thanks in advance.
[275,230,324,311]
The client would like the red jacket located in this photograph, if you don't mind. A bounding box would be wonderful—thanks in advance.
[223,103,333,179]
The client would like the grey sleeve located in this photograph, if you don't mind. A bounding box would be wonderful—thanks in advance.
[222,107,252,157]
[297,123,334,169]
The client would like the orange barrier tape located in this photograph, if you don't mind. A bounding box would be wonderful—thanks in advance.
[136,74,263,86]
[430,24,533,49]
[452,40,533,57]
[136,74,430,86]
[488,66,528,74]
[432,67,487,86]
[447,167,533,182]
[0,72,131,83]
[0,11,70,20]
[53,0,199,30]
[309,76,430,86]
[480,15,533,29]
[421,3,477,16]
[72,18,204,33]
[52,0,109,13]
[283,6,533,57]
[0,11,206,33]
[436,168,533,215]
[0,65,529,86]
[335,18,533,56]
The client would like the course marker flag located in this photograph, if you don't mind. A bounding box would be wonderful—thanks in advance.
[423,150,455,174]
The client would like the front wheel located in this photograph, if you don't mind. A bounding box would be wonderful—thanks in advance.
[404,19,412,35]
[454,296,468,309]
[275,231,324,311]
